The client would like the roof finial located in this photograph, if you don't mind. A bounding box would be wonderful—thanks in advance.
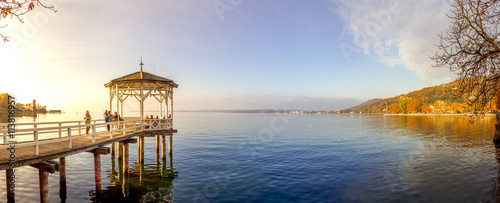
[140,57,144,79]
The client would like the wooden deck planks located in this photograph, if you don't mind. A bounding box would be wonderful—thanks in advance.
[0,128,173,170]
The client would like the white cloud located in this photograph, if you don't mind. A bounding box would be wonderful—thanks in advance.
[333,0,455,84]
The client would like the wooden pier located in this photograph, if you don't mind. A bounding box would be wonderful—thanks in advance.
[0,118,176,202]
[1,59,179,202]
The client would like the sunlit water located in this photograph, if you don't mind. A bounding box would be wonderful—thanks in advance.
[1,112,498,202]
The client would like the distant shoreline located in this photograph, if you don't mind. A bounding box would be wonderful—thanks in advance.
[383,113,497,117]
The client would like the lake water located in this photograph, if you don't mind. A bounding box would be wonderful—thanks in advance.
[1,112,498,202]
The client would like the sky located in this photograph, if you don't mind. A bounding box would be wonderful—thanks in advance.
[0,0,456,112]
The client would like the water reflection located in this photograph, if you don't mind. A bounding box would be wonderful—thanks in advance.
[91,135,178,203]
[383,115,497,202]
[386,115,495,149]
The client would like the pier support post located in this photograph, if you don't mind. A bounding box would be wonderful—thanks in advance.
[169,134,173,169]
[161,134,166,162]
[139,136,145,163]
[59,157,67,202]
[120,139,137,176]
[118,142,123,160]
[6,169,15,203]
[31,162,59,203]
[168,134,173,157]
[156,134,160,157]
[94,153,102,197]
[124,142,129,176]
[87,147,110,198]
[111,143,115,157]
[39,168,49,203]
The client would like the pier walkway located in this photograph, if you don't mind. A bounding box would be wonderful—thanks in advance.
[0,118,173,170]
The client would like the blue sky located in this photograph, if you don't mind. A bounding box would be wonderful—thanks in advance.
[1,0,455,111]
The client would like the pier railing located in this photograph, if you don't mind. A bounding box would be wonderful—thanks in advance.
[0,118,173,155]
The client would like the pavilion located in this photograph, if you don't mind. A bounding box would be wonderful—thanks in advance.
[104,58,178,122]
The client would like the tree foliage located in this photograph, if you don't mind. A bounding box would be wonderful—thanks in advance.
[389,103,401,113]
[407,99,421,113]
[432,0,500,111]
[0,0,55,42]
[0,93,8,111]
[399,97,412,114]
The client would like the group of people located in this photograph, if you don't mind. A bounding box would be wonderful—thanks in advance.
[83,110,171,134]
[145,114,171,119]
[83,110,123,134]
[104,110,123,131]
[144,114,171,129]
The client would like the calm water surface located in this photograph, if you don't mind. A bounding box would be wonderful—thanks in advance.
[1,112,498,202]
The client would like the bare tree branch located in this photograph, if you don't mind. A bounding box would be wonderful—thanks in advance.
[432,0,500,116]
[0,0,56,42]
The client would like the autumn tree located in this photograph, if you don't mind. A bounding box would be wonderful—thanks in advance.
[0,0,55,42]
[421,103,433,113]
[432,0,500,112]
[389,103,401,114]
[407,99,421,113]
[0,93,7,111]
[450,102,468,112]
[433,100,447,113]
[399,97,411,114]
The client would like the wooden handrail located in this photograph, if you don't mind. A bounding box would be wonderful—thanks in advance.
[0,119,173,155]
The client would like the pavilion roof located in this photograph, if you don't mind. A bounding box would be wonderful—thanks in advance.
[104,71,178,88]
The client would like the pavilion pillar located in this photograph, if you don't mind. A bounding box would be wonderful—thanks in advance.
[6,169,14,203]
[115,84,119,116]
[59,157,67,201]
[140,83,144,120]
[159,101,162,118]
[109,86,113,113]
[120,99,124,118]
[165,87,169,118]
[170,88,174,126]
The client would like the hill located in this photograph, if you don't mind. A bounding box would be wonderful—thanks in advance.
[340,80,497,114]
[345,98,382,110]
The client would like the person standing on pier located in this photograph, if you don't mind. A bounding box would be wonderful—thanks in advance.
[104,110,111,131]
[113,111,118,130]
[84,110,92,135]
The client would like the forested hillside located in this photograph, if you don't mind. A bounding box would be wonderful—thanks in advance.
[342,80,498,114]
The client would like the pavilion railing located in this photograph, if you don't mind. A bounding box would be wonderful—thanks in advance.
[0,118,173,155]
